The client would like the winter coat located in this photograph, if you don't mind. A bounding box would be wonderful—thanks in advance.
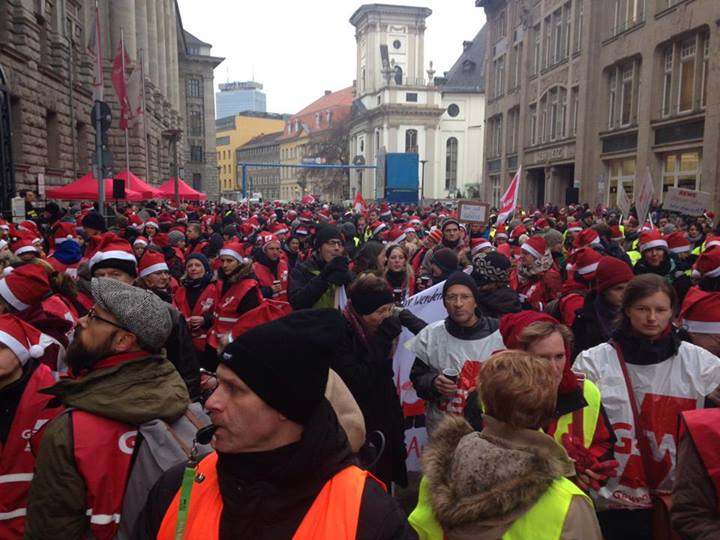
[476,286,522,318]
[571,290,618,359]
[288,254,349,310]
[672,419,720,540]
[333,318,408,487]
[134,400,413,540]
[419,415,602,540]
[24,353,190,540]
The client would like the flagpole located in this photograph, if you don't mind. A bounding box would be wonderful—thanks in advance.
[93,0,105,216]
[121,28,130,176]
[140,47,150,186]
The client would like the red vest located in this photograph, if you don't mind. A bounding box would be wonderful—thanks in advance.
[254,258,289,302]
[681,408,720,507]
[186,240,208,258]
[208,279,261,349]
[41,294,79,326]
[174,284,218,352]
[0,365,61,539]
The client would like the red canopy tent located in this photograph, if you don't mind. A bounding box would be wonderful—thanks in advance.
[157,178,208,201]
[114,170,161,199]
[45,172,144,201]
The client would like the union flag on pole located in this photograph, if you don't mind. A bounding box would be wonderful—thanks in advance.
[496,166,522,225]
[112,43,132,129]
[353,192,367,213]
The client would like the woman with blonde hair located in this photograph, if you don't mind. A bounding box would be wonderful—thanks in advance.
[384,243,415,304]
[410,350,602,539]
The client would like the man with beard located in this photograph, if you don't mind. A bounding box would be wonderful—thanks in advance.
[136,309,411,539]
[88,234,200,400]
[25,278,191,540]
[420,218,463,280]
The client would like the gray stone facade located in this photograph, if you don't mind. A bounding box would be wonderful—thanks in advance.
[0,0,221,201]
[478,0,720,211]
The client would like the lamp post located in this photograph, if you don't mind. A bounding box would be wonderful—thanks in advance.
[163,128,183,206]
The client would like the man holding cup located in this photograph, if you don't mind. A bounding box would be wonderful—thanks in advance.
[409,271,505,434]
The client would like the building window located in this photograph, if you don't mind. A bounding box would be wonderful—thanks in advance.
[315,113,321,127]
[564,3,572,58]
[192,173,202,190]
[529,104,537,145]
[663,151,701,193]
[190,145,203,162]
[549,89,559,140]
[620,63,634,126]
[189,110,203,136]
[702,35,709,108]
[662,47,673,117]
[186,78,201,98]
[495,10,507,41]
[46,110,59,168]
[489,115,503,157]
[406,92,418,102]
[574,1,583,52]
[494,55,505,97]
[447,103,460,117]
[445,137,458,192]
[490,175,502,207]
[507,107,519,153]
[405,129,418,153]
[571,87,579,136]
[510,42,522,89]
[544,16,552,68]
[678,38,696,112]
[532,24,541,74]
[607,157,636,204]
[553,8,563,63]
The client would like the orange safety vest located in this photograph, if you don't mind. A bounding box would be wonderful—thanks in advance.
[157,452,383,540]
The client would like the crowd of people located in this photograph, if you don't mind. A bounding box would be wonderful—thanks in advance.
[2,195,720,539]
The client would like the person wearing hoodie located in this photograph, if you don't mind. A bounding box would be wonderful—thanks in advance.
[571,256,635,357]
[24,278,191,540]
[471,251,522,317]
[410,271,505,434]
[409,351,602,540]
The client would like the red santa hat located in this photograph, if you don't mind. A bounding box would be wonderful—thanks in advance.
[640,222,654,232]
[0,219,10,232]
[261,234,281,252]
[18,220,40,238]
[494,224,508,240]
[510,224,527,241]
[144,217,160,229]
[379,203,392,219]
[371,221,388,237]
[271,223,289,236]
[294,226,309,237]
[133,236,149,247]
[138,250,169,278]
[704,236,720,250]
[53,222,78,244]
[427,228,443,245]
[10,234,39,258]
[88,233,137,275]
[409,216,422,226]
[638,230,668,252]
[470,237,493,256]
[666,231,690,254]
[0,264,50,311]
[299,210,313,223]
[571,247,602,280]
[521,235,547,259]
[610,226,624,243]
[127,213,144,230]
[219,241,247,263]
[573,228,601,250]
[385,226,406,244]
[693,248,720,279]
[0,314,47,365]
[403,226,417,236]
[679,287,720,334]
[566,222,583,234]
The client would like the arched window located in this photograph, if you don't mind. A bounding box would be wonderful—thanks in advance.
[405,129,418,153]
[394,65,403,85]
[445,137,458,191]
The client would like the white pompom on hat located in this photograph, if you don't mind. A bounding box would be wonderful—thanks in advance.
[0,314,47,365]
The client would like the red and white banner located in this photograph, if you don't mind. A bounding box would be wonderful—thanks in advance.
[496,166,521,225]
[86,4,103,102]
[353,192,367,214]
[112,42,132,130]
[126,63,144,130]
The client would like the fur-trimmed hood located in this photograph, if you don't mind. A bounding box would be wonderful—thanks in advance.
[422,415,575,539]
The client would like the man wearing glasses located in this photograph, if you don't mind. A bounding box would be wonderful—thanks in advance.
[24,278,192,540]
[288,225,354,310]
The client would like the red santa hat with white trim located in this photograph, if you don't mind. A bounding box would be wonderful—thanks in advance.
[0,314,48,364]
[666,231,690,254]
[470,237,493,257]
[385,226,406,245]
[53,222,78,245]
[566,222,583,234]
[270,223,289,236]
[261,234,281,252]
[370,221,388,238]
[570,247,602,281]
[144,217,160,230]
[638,230,668,252]
[704,236,720,251]
[88,233,137,277]
[18,220,40,238]
[680,287,720,334]
[133,236,149,247]
[0,264,51,311]
[220,241,248,263]
[693,248,720,279]
[573,228,601,250]
[138,250,169,278]
[521,235,547,259]
[10,233,39,258]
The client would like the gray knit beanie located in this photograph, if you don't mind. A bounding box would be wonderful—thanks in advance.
[90,277,173,351]
[168,230,185,246]
[543,229,564,250]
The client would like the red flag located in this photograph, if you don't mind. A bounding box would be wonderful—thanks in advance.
[86,5,103,101]
[126,64,143,129]
[353,192,367,213]
[496,166,522,226]
[112,43,132,129]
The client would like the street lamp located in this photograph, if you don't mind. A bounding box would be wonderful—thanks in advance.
[163,128,183,206]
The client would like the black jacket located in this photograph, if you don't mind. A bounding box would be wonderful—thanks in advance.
[332,318,409,488]
[477,286,523,318]
[134,400,412,540]
[571,290,618,359]
[288,254,332,309]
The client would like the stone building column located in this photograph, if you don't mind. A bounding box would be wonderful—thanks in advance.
[156,0,168,101]
[134,0,149,72]
[166,0,180,109]
[110,0,136,62]
[145,0,158,86]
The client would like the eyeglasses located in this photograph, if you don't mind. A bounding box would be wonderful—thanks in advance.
[86,308,129,332]
[325,239,343,247]
[445,294,474,303]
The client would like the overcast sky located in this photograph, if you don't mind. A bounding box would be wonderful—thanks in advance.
[176,0,487,115]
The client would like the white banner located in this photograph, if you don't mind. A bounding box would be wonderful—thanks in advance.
[617,184,632,218]
[663,187,711,216]
[635,166,656,226]
[393,281,447,471]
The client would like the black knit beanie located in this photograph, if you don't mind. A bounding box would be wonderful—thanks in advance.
[314,225,342,250]
[430,247,459,274]
[443,271,481,306]
[472,251,511,285]
[220,309,346,424]
[81,211,106,232]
